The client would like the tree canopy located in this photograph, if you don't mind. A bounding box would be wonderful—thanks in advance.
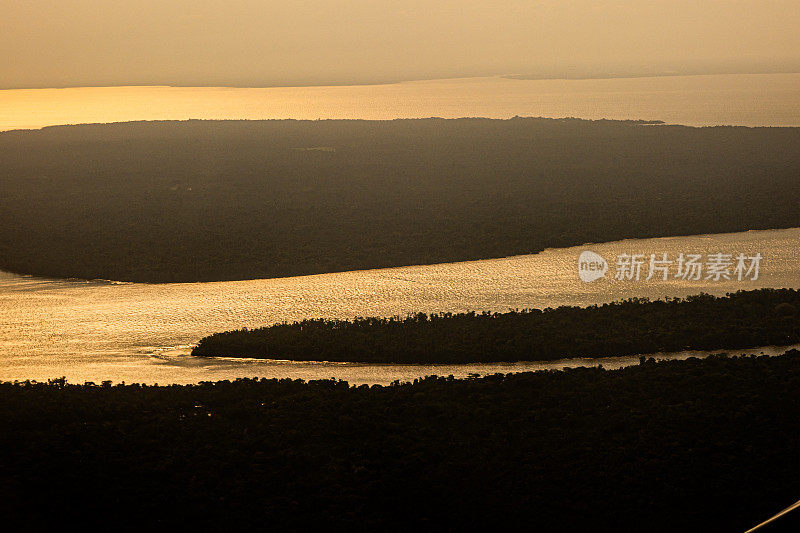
[2,351,800,530]
[193,289,800,362]
[1,118,798,282]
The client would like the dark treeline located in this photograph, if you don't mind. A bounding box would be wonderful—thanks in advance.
[192,289,800,362]
[2,352,800,531]
[0,118,799,282]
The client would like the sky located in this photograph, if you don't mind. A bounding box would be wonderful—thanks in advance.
[2,0,799,89]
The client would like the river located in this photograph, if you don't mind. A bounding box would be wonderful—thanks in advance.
[2,73,799,383]
[1,227,798,384]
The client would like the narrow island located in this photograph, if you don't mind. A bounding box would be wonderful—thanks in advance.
[192,288,800,362]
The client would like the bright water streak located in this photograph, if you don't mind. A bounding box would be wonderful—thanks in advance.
[0,228,798,384]
[2,74,800,131]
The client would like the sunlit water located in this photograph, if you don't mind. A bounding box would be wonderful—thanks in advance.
[2,73,799,383]
[2,73,800,131]
[1,228,798,384]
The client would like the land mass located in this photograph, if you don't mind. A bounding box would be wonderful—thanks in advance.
[3,352,800,530]
[192,289,800,363]
[1,118,799,282]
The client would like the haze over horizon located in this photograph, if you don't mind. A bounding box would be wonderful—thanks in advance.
[3,0,800,89]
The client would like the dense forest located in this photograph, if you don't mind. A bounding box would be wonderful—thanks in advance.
[1,352,799,530]
[0,118,798,282]
[192,289,800,362]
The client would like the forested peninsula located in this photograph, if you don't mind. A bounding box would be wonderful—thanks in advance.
[1,118,798,282]
[192,289,800,363]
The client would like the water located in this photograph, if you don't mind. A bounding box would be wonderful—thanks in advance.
[1,228,798,384]
[2,73,798,383]
[2,73,800,132]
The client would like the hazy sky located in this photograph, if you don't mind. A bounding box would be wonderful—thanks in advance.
[2,0,799,89]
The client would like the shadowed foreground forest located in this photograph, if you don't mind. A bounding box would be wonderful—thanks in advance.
[0,118,799,282]
[1,353,800,531]
[192,289,800,362]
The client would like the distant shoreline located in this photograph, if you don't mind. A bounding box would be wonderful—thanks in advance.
[3,74,799,132]
[3,69,800,91]
[503,69,800,82]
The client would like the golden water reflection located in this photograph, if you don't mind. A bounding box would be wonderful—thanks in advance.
[1,228,798,384]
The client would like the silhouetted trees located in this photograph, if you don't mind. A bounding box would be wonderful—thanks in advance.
[1,118,798,282]
[192,289,800,362]
[1,351,800,530]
